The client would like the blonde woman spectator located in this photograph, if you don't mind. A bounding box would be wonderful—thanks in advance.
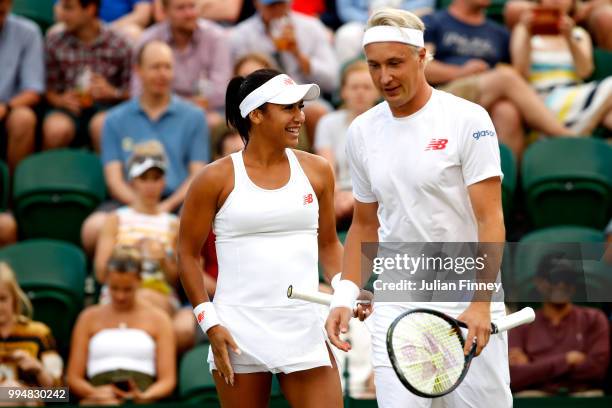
[67,246,176,405]
[315,60,380,227]
[511,0,612,135]
[0,263,63,389]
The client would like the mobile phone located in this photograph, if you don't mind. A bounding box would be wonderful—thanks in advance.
[114,379,131,392]
[531,6,561,35]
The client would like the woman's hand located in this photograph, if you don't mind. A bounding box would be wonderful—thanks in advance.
[10,350,44,374]
[559,14,576,41]
[87,384,122,401]
[208,325,241,386]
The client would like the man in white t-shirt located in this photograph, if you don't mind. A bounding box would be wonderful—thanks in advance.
[325,7,511,408]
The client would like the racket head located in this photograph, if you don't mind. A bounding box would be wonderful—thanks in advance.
[386,308,476,398]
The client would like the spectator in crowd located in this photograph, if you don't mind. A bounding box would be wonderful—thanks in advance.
[94,141,179,314]
[314,60,380,228]
[233,52,276,77]
[0,213,16,248]
[0,0,44,173]
[337,0,434,24]
[334,0,435,65]
[134,0,232,129]
[0,263,63,388]
[81,40,209,254]
[509,255,610,395]
[43,0,131,152]
[100,0,153,42]
[423,0,575,160]
[505,0,612,51]
[510,0,612,136]
[153,0,251,23]
[230,0,340,146]
[67,246,176,405]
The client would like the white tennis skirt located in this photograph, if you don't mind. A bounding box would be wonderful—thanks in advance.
[207,302,335,374]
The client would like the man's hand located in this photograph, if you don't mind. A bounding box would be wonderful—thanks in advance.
[565,350,586,366]
[91,73,119,101]
[460,59,490,77]
[353,289,373,321]
[208,325,241,386]
[509,347,530,366]
[325,307,353,352]
[60,91,82,115]
[457,302,491,356]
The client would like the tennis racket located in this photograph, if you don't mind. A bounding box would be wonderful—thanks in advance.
[288,286,534,398]
[387,307,535,398]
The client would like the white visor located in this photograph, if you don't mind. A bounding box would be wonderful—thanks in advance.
[362,26,424,48]
[128,157,166,180]
[239,74,320,118]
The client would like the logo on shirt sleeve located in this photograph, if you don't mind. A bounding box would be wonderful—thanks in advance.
[472,130,496,140]
[425,139,449,151]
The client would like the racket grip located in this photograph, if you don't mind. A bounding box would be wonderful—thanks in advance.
[287,285,333,306]
[492,307,535,333]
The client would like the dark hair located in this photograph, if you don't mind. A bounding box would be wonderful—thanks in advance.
[225,68,282,145]
[78,0,101,17]
[215,128,241,158]
[536,253,577,285]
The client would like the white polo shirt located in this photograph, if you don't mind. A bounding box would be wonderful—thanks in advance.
[346,89,505,366]
[347,88,503,243]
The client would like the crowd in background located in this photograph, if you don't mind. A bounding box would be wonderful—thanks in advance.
[0,0,611,404]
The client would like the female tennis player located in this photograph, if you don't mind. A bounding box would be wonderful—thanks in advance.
[326,8,511,408]
[178,69,344,407]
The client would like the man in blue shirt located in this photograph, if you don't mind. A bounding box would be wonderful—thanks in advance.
[0,0,44,173]
[99,0,152,42]
[423,0,573,159]
[81,40,209,254]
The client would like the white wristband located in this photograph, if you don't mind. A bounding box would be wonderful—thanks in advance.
[331,273,342,290]
[194,302,221,334]
[330,279,360,309]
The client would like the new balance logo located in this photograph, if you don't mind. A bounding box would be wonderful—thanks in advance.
[425,139,448,151]
[283,78,296,86]
[303,194,314,205]
[197,311,205,323]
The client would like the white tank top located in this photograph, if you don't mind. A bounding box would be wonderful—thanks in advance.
[213,149,319,307]
[87,328,156,378]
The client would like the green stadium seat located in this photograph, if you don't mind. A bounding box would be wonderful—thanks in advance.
[13,149,106,245]
[179,344,218,403]
[510,226,607,301]
[11,0,55,32]
[521,138,612,229]
[500,143,517,219]
[0,239,87,355]
[0,160,8,211]
[588,48,612,82]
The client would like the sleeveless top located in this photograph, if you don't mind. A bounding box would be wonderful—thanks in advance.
[213,149,320,307]
[87,328,156,378]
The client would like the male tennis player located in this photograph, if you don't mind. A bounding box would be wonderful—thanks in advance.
[325,8,511,408]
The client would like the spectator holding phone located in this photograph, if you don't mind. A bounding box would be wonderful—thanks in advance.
[0,263,63,389]
[511,0,612,135]
[67,246,176,405]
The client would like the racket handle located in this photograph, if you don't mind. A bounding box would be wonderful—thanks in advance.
[287,285,333,306]
[492,307,535,334]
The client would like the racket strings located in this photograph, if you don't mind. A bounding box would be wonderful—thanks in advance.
[392,313,465,394]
